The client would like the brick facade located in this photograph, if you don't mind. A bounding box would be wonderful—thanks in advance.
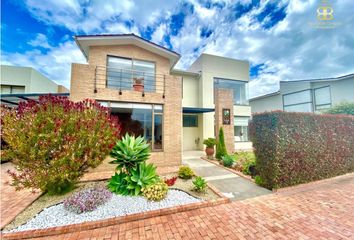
[70,44,182,167]
[215,89,234,153]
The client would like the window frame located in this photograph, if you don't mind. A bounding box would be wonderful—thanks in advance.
[313,85,332,110]
[183,114,198,128]
[106,55,156,91]
[1,84,25,94]
[213,78,249,106]
[282,89,313,112]
[234,116,250,142]
[101,101,164,152]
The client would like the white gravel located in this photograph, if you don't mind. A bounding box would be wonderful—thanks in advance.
[6,190,201,232]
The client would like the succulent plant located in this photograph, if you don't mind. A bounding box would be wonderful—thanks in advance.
[142,180,168,201]
[109,133,151,172]
[192,176,207,192]
[178,166,194,179]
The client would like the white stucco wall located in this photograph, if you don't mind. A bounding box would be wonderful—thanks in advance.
[249,76,354,114]
[1,65,62,93]
[250,94,283,113]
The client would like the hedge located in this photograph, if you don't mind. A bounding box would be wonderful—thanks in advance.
[249,111,354,189]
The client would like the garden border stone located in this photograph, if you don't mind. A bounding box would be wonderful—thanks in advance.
[1,183,229,240]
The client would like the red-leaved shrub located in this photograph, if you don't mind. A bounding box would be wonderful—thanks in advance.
[249,111,354,189]
[1,95,120,195]
[164,176,177,186]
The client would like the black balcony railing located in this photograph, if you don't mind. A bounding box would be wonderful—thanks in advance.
[95,66,166,97]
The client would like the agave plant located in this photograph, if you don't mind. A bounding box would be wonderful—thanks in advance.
[127,163,158,195]
[108,163,158,196]
[109,133,151,172]
[107,172,130,196]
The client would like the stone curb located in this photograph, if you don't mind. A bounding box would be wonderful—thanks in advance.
[1,185,230,240]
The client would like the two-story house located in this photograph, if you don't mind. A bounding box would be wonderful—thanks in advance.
[70,34,252,168]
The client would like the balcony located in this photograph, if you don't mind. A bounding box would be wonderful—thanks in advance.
[94,66,167,97]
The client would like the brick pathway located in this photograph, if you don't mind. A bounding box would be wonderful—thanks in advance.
[0,163,41,229]
[31,173,354,240]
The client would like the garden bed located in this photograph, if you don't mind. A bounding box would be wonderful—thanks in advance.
[2,174,220,233]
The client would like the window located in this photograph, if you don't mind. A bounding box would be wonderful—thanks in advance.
[283,90,312,112]
[107,56,155,92]
[183,115,198,127]
[1,85,25,94]
[214,78,249,105]
[234,116,249,142]
[108,102,163,151]
[314,86,331,110]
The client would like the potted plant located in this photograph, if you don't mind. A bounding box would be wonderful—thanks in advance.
[133,77,144,92]
[203,138,216,158]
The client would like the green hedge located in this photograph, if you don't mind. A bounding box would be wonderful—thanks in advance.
[249,111,354,189]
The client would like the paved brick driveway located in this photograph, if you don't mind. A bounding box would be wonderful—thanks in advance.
[0,163,41,229]
[31,173,354,240]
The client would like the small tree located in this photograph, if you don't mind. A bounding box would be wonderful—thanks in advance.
[1,95,120,195]
[324,102,354,116]
[215,127,227,159]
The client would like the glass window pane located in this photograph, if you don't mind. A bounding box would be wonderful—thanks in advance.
[107,56,132,90]
[234,126,248,142]
[183,115,198,127]
[284,103,312,112]
[133,60,155,92]
[214,78,249,105]
[110,106,152,144]
[1,85,11,94]
[154,114,163,150]
[315,87,331,106]
[234,116,249,126]
[154,105,163,113]
[11,86,25,93]
[283,90,311,106]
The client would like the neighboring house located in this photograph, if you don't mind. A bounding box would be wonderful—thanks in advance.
[1,65,69,94]
[70,33,251,168]
[250,73,354,113]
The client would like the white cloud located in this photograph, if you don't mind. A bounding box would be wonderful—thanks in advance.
[6,0,354,97]
[2,40,85,88]
[28,33,51,48]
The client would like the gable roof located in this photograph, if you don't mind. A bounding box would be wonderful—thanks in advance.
[74,33,180,69]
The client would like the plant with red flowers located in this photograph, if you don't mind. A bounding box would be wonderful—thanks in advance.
[164,176,177,186]
[1,95,120,195]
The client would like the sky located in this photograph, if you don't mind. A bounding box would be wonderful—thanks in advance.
[1,0,354,98]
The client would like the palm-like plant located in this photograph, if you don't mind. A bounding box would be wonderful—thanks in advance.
[109,133,150,172]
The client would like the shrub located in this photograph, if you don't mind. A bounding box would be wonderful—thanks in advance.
[108,163,158,196]
[242,157,257,176]
[254,176,264,186]
[192,176,207,192]
[324,102,354,116]
[63,187,112,214]
[222,155,234,168]
[215,127,227,160]
[142,180,168,201]
[109,134,150,172]
[164,176,177,186]
[178,166,194,179]
[250,111,354,189]
[203,138,216,148]
[232,152,256,173]
[1,96,120,195]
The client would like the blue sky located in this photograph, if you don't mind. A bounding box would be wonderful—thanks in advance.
[1,0,354,97]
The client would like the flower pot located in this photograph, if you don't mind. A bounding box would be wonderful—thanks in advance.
[133,84,144,92]
[205,147,214,157]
